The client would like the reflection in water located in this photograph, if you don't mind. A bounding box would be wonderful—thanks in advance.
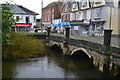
[2,48,120,79]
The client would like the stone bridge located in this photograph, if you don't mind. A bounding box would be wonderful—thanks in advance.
[30,33,120,76]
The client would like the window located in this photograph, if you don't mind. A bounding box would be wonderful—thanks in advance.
[73,3,76,9]
[94,8,101,18]
[26,16,30,24]
[52,14,54,19]
[82,0,87,7]
[48,15,50,21]
[72,13,75,20]
[16,16,19,21]
[52,8,54,12]
[95,0,101,4]
[34,17,36,22]
[67,14,69,20]
[82,11,87,19]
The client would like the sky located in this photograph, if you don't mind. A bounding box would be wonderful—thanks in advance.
[0,0,58,19]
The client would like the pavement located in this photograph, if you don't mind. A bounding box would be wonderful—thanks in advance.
[51,33,120,48]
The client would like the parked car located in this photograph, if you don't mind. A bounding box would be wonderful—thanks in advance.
[43,30,47,33]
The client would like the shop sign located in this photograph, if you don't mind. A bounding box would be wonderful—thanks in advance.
[97,26,104,27]
[70,21,83,25]
[84,20,90,25]
[15,23,32,27]
[61,22,70,26]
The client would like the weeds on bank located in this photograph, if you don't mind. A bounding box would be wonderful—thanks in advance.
[3,32,46,59]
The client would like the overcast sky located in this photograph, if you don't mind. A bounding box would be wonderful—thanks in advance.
[0,0,58,19]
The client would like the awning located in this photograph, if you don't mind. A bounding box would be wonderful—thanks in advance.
[97,26,104,27]
[52,24,55,26]
[15,23,32,27]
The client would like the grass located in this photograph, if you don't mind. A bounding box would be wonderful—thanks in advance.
[3,32,46,59]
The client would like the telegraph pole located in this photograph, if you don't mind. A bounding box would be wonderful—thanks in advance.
[41,0,43,31]
[109,7,112,29]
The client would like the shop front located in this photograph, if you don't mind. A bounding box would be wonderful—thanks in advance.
[61,22,70,33]
[70,20,91,35]
[15,23,32,32]
[51,23,62,33]
[91,21,106,36]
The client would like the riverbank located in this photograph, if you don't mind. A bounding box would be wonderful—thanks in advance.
[2,32,46,60]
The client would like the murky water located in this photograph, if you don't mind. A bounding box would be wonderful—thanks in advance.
[2,49,115,79]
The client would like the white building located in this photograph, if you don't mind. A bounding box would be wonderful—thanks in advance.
[7,5,39,32]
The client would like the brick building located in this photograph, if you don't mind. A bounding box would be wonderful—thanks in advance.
[42,2,63,30]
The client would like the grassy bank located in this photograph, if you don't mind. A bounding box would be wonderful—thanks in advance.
[3,32,46,59]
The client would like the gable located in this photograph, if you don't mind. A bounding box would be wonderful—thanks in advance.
[61,1,71,13]
[81,0,91,10]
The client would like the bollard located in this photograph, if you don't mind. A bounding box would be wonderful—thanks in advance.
[103,29,113,46]
[103,29,113,54]
[65,27,70,39]
[47,27,51,37]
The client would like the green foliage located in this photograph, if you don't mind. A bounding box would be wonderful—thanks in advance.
[106,50,113,56]
[1,3,15,46]
[34,25,39,28]
[98,48,103,52]
[3,33,46,59]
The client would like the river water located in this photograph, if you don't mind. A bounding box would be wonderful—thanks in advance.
[2,49,115,79]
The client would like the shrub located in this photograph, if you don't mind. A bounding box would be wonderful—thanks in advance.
[3,32,46,59]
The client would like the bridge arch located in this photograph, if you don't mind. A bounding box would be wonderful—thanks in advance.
[51,42,62,51]
[70,48,92,59]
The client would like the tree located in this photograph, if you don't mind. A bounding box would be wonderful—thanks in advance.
[1,3,15,46]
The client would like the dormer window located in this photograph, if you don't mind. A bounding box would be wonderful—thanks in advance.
[73,3,76,9]
[95,0,101,4]
[82,0,87,7]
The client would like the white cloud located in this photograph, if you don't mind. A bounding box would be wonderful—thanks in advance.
[0,0,58,19]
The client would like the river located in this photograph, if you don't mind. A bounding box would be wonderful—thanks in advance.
[2,48,115,79]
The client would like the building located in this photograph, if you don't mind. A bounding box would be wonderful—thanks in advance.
[3,4,39,32]
[36,19,42,28]
[61,0,72,33]
[91,0,120,35]
[69,0,120,36]
[52,19,62,33]
[42,1,63,30]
